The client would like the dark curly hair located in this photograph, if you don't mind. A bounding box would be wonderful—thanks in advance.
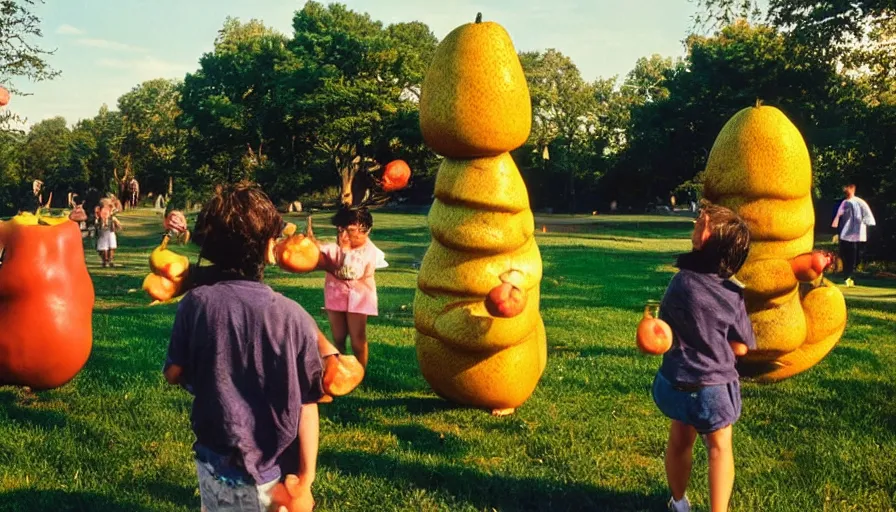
[677,201,751,279]
[191,182,282,280]
[331,204,373,231]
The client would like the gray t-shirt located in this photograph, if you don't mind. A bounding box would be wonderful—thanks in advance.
[165,279,324,484]
[658,268,756,386]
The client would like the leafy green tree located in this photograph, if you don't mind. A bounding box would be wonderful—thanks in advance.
[0,0,60,129]
[288,1,438,205]
[117,78,185,195]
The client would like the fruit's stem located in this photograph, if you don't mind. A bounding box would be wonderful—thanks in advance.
[160,234,170,250]
[475,12,482,23]
[755,98,763,108]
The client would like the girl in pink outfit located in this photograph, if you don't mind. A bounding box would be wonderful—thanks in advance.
[316,206,387,368]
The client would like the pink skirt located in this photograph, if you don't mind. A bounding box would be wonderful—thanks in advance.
[324,275,378,316]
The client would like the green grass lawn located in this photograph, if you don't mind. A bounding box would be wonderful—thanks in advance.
[1,209,895,511]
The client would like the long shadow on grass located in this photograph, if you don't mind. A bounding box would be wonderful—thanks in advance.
[319,449,667,512]
[0,490,159,512]
[0,388,197,511]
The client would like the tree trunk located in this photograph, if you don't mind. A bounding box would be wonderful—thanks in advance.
[341,170,353,206]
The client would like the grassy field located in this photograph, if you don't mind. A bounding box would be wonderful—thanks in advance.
[1,208,895,512]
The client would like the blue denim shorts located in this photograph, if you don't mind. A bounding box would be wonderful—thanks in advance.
[652,372,742,434]
[195,458,278,512]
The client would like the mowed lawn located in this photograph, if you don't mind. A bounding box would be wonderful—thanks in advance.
[1,208,895,512]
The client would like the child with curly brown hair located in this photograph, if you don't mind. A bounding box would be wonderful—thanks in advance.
[162,182,324,511]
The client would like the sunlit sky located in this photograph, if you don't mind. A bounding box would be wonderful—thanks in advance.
[6,0,741,129]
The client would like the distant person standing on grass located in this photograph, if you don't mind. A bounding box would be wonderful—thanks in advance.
[831,184,876,286]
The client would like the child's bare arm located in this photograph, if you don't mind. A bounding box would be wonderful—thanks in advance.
[297,403,319,486]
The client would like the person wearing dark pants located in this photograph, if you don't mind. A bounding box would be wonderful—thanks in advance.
[832,184,876,286]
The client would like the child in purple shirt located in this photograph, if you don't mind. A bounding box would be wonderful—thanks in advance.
[651,203,754,512]
[163,183,325,511]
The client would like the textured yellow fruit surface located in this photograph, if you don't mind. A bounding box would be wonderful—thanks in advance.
[434,154,531,212]
[414,289,542,352]
[703,105,812,201]
[715,195,814,242]
[429,200,535,254]
[737,259,799,302]
[418,238,542,296]
[416,320,547,410]
[705,104,847,382]
[419,18,531,158]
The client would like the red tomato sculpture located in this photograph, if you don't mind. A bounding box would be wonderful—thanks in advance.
[0,213,94,389]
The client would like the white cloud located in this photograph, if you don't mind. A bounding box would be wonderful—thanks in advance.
[56,24,85,35]
[76,38,149,53]
[97,56,193,78]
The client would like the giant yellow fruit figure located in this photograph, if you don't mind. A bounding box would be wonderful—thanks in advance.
[703,103,847,382]
[415,13,546,415]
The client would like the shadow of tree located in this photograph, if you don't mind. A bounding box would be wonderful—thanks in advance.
[317,449,668,512]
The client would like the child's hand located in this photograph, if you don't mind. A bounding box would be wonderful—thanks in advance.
[729,341,748,357]
[270,474,314,512]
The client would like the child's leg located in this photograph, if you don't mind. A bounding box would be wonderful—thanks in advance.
[666,419,697,502]
[346,313,369,368]
[108,248,116,266]
[97,250,106,266]
[326,310,348,353]
[704,425,735,512]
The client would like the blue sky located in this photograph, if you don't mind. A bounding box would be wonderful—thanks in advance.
[7,0,715,129]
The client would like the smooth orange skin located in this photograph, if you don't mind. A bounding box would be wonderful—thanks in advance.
[0,220,94,389]
[485,282,527,318]
[142,273,181,302]
[636,316,673,355]
[790,251,831,282]
[270,474,314,512]
[322,354,365,397]
[729,341,749,357]
[0,86,9,107]
[382,160,411,192]
[276,235,321,274]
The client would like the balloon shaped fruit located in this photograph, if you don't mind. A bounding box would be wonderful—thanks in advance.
[0,85,9,107]
[275,218,321,274]
[381,160,411,192]
[636,303,672,355]
[414,13,546,416]
[702,102,847,382]
[0,212,94,389]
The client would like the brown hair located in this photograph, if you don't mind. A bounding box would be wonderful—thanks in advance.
[699,201,751,278]
[331,204,373,231]
[192,182,282,280]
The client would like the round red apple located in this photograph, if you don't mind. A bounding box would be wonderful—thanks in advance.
[790,251,832,282]
[636,316,673,355]
[0,86,9,107]
[382,159,411,192]
[485,282,527,318]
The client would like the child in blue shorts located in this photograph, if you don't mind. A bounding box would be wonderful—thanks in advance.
[651,202,755,512]
[163,183,325,511]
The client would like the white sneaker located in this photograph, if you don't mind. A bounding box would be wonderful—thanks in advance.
[668,495,691,512]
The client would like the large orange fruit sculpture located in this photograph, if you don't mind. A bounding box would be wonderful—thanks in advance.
[415,13,546,415]
[702,103,847,382]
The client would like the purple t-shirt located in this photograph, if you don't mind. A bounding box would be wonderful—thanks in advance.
[164,279,324,484]
[658,268,756,386]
